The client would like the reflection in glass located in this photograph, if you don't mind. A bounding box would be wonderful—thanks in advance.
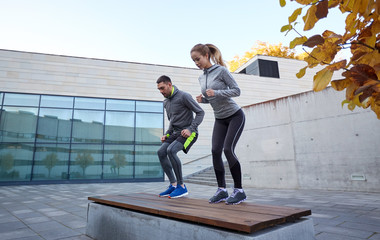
[0,92,164,184]
[0,107,38,143]
[134,145,162,179]
[69,144,102,180]
[3,93,40,106]
[136,101,163,113]
[105,111,134,144]
[75,97,105,110]
[106,99,135,111]
[33,144,70,180]
[72,110,104,143]
[103,145,134,179]
[136,113,163,144]
[40,95,74,108]
[0,143,34,181]
[37,108,73,143]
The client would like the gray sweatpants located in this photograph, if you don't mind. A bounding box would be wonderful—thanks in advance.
[157,140,184,185]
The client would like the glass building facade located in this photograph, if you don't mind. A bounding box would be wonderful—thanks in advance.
[0,92,164,185]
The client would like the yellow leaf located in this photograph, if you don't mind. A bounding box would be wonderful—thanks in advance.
[289,8,302,23]
[346,82,359,100]
[303,5,318,31]
[341,99,351,108]
[289,36,307,49]
[313,67,334,91]
[328,0,340,8]
[296,66,307,78]
[294,0,314,4]
[331,78,351,91]
[348,101,356,111]
[280,24,292,32]
[280,0,286,7]
[352,93,363,106]
[327,60,347,71]
[371,97,380,119]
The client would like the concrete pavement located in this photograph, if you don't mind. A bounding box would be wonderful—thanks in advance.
[0,182,379,240]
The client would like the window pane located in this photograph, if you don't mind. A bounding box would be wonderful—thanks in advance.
[0,107,38,143]
[3,93,40,106]
[69,144,103,179]
[40,95,74,108]
[105,111,134,144]
[0,93,3,105]
[136,113,162,144]
[134,145,162,179]
[33,144,70,180]
[0,143,33,181]
[72,110,104,143]
[136,101,163,113]
[106,99,135,111]
[103,145,134,179]
[75,97,105,110]
[37,109,72,143]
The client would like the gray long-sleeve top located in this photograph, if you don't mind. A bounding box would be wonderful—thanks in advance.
[164,85,204,135]
[198,64,241,119]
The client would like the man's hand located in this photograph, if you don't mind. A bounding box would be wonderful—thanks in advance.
[196,94,203,103]
[181,129,191,138]
[161,135,167,143]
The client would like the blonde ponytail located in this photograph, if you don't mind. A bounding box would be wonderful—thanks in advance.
[191,43,226,67]
[205,44,226,67]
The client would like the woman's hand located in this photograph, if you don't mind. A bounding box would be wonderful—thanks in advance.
[206,89,215,97]
[196,94,203,103]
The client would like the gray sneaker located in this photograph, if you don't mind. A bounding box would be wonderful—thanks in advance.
[209,188,229,203]
[226,188,246,205]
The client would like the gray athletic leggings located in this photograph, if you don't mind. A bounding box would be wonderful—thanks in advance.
[157,140,184,185]
[212,109,245,189]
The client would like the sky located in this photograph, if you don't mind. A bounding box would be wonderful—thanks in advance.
[0,0,348,68]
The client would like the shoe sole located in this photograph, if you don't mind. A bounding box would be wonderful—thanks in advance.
[168,192,188,199]
[158,194,170,197]
[209,197,228,204]
[226,198,246,205]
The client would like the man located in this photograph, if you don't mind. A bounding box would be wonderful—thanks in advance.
[156,75,204,198]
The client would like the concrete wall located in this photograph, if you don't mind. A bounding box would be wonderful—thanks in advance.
[237,87,380,192]
[0,49,325,164]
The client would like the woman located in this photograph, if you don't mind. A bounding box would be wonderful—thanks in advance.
[190,43,246,205]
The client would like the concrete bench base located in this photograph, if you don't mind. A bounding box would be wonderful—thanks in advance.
[86,202,315,240]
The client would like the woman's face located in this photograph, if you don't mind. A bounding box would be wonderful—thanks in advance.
[191,51,211,70]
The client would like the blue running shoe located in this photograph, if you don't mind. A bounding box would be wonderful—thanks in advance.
[168,185,188,199]
[159,184,176,197]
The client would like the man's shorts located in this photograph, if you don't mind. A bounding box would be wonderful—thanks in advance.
[165,131,198,154]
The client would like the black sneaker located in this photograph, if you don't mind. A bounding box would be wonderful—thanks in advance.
[209,188,229,203]
[226,188,246,205]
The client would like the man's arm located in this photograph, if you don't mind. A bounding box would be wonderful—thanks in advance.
[183,92,205,133]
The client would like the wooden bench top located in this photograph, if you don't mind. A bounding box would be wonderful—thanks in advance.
[88,193,311,234]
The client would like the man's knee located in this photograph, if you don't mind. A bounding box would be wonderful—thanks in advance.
[157,147,167,159]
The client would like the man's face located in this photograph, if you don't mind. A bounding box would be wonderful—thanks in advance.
[157,81,172,98]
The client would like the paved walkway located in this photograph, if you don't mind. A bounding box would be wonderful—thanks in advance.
[0,182,380,240]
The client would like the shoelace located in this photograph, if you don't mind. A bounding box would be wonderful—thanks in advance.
[230,188,240,198]
[214,188,224,196]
